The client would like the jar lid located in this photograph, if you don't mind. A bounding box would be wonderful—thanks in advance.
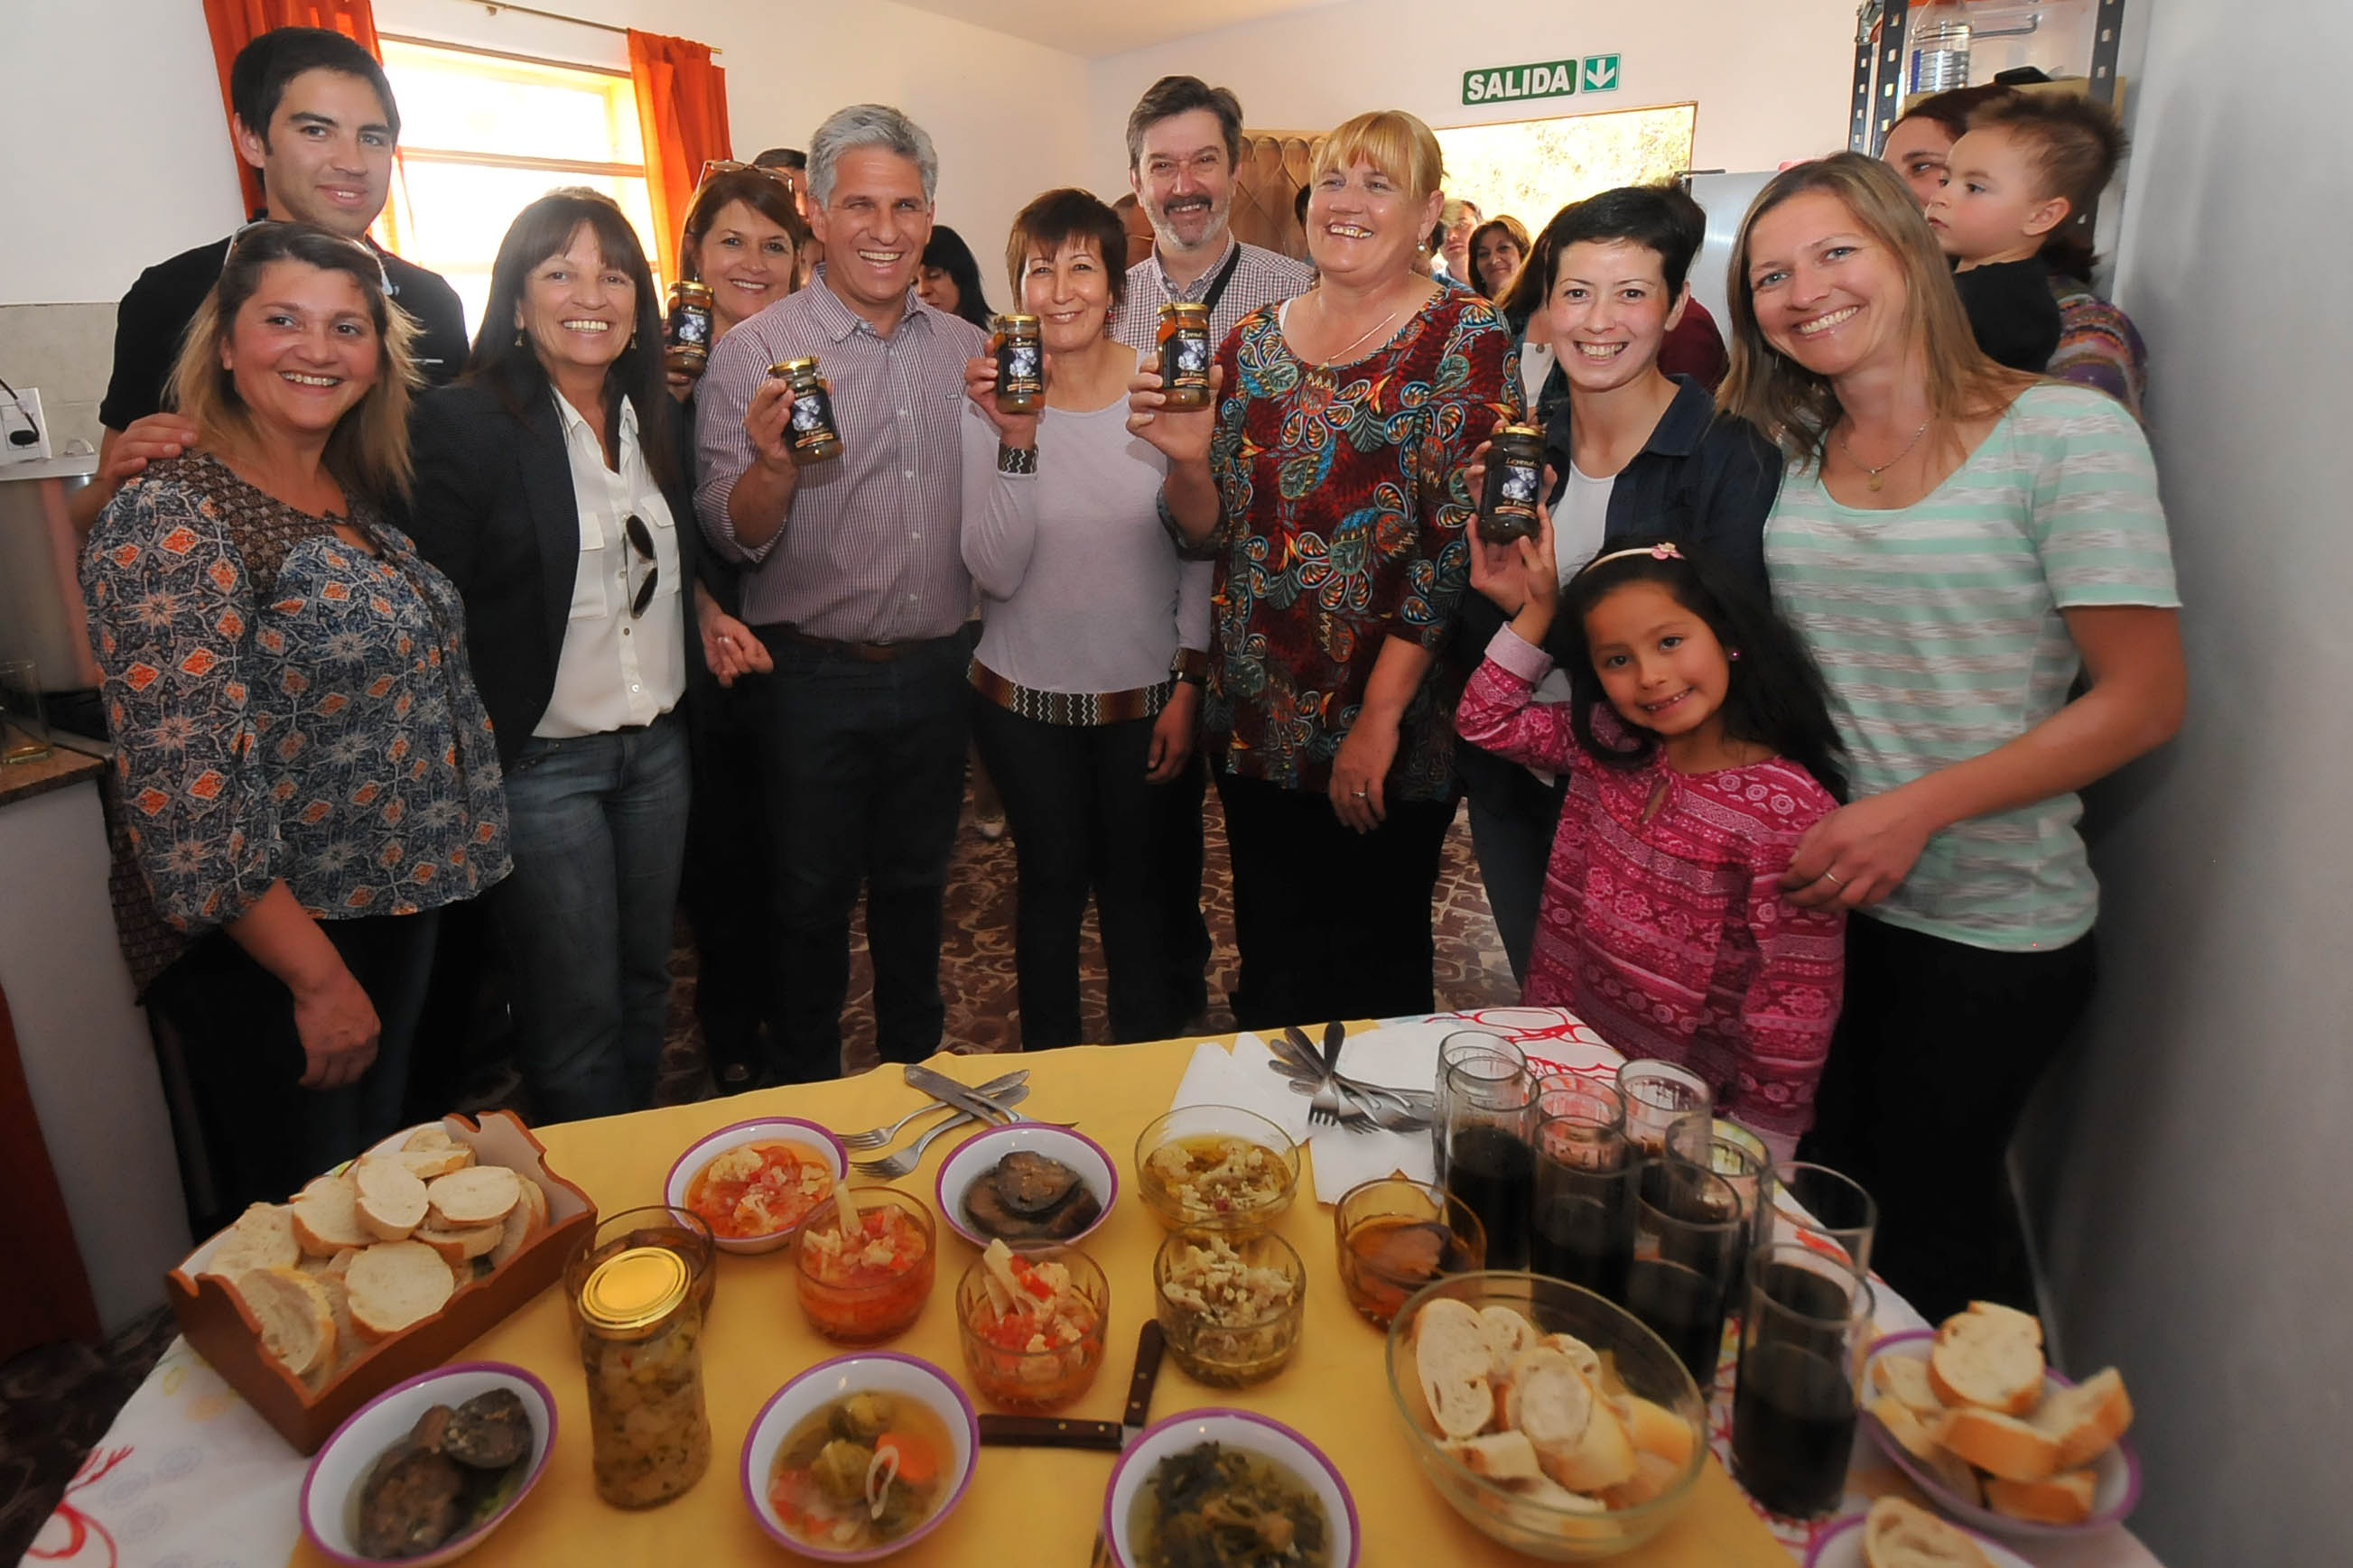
[674,280,714,302]
[999,312,1040,329]
[1161,301,1210,319]
[579,1245,689,1335]
[772,356,820,376]
[1496,423,1542,441]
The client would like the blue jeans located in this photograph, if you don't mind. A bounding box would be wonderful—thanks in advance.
[752,631,969,1078]
[1465,786,1563,989]
[497,713,691,1120]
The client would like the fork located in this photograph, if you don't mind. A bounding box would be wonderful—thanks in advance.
[1285,1075,1430,1134]
[851,1084,1033,1179]
[1306,1074,1347,1129]
[836,1069,1028,1150]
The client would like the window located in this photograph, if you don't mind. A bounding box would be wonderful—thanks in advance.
[375,37,663,338]
[1434,103,1699,239]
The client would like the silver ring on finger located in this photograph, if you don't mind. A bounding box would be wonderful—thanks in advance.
[1821,869,1846,887]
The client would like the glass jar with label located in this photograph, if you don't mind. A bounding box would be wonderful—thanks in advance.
[665,281,715,375]
[565,1205,716,1508]
[769,357,844,465]
[1156,302,1214,410]
[1478,424,1546,544]
[994,313,1045,413]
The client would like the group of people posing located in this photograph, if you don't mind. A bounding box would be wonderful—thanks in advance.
[78,29,2178,1323]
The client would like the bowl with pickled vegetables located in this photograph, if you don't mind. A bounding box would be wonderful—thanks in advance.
[742,1352,978,1560]
[665,1116,846,1255]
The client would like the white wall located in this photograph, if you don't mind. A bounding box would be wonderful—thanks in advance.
[2022,2,2353,1563]
[1083,0,1858,198]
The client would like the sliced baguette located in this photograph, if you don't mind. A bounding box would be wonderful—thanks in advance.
[1479,1304,1537,1378]
[346,1239,455,1341]
[1870,1395,1983,1503]
[291,1174,372,1255]
[1505,1347,1595,1467]
[425,1165,522,1229]
[1872,1351,1950,1417]
[1415,1298,1499,1440]
[202,1202,300,1276]
[1862,1495,1993,1568]
[486,1175,547,1269]
[231,1266,335,1379]
[403,1124,455,1153]
[394,1144,473,1181]
[1539,1331,1604,1387]
[2032,1367,2134,1471]
[1985,1467,2097,1526]
[1930,1309,2045,1415]
[1549,1390,1637,1493]
[1623,1395,1696,1470]
[1939,1404,2060,1482]
[414,1221,503,1264]
[318,1275,361,1372]
[1440,1430,1544,1483]
[353,1156,429,1241]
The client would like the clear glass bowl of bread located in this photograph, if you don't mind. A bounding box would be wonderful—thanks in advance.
[1385,1271,1708,1559]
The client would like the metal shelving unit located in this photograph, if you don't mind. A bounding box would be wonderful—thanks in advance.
[1849,0,2129,155]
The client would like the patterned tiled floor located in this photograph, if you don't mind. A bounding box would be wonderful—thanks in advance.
[0,784,1512,1560]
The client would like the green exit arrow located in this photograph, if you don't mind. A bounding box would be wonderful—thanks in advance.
[1582,53,1621,91]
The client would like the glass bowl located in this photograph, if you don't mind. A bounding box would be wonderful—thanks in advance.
[794,1186,936,1345]
[1132,1106,1300,1233]
[953,1245,1110,1411]
[1333,1176,1486,1329]
[1384,1271,1707,1559]
[1152,1228,1305,1387]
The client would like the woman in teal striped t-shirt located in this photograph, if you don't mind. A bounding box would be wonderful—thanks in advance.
[1717,153,2184,1322]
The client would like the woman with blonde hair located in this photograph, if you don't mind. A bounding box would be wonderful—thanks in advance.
[1129,109,1513,1026]
[1722,152,2183,1318]
[82,221,509,1224]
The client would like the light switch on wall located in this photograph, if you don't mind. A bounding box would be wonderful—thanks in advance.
[1,385,54,464]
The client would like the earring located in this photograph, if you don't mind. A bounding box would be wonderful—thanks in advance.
[513,329,524,346]
[1728,650,1743,662]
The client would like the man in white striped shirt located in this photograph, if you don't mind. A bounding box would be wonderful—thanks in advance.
[1111,76,1313,1026]
[694,104,986,1080]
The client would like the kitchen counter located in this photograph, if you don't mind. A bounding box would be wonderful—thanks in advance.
[0,743,105,808]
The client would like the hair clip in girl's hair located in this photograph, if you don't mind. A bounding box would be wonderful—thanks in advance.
[1576,540,1686,578]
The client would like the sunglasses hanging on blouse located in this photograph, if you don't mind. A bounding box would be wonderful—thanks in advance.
[624,514,658,618]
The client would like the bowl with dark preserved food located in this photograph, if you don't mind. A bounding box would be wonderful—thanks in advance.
[741,1351,978,1560]
[1134,1108,1299,1233]
[300,1362,554,1564]
[1104,1408,1358,1568]
[665,1117,845,1256]
[935,1124,1116,1248]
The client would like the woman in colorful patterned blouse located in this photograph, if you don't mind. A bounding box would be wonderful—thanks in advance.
[1129,109,1513,1027]
[1722,153,2184,1318]
[82,223,509,1220]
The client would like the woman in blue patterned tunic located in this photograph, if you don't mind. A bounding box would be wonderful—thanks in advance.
[83,223,509,1224]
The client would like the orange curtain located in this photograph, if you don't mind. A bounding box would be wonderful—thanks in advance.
[628,30,733,284]
[200,0,386,219]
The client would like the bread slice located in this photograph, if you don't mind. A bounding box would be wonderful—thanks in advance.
[394,1144,474,1181]
[202,1202,300,1276]
[1414,1298,1499,1440]
[1440,1430,1544,1483]
[1623,1395,1696,1470]
[318,1275,361,1370]
[291,1174,372,1256]
[486,1175,547,1269]
[1862,1495,1993,1568]
[1940,1404,2060,1482]
[2032,1367,2134,1471]
[404,1124,455,1153]
[354,1156,429,1242]
[1504,1347,1595,1465]
[1930,1309,2045,1415]
[231,1266,336,1379]
[425,1165,521,1229]
[1479,1304,1537,1378]
[1872,1352,1949,1417]
[414,1221,503,1264]
[1869,1396,1983,1503]
[1539,1331,1604,1386]
[346,1239,455,1340]
[1985,1466,2097,1526]
[1548,1391,1637,1493]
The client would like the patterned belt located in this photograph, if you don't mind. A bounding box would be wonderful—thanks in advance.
[969,660,1172,727]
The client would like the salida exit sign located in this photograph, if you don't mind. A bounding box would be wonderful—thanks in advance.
[1462,52,1622,106]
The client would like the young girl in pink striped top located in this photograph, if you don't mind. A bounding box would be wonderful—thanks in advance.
[1456,524,1847,1154]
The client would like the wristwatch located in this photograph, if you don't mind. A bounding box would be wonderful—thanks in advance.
[997,442,1037,476]
[1172,647,1207,687]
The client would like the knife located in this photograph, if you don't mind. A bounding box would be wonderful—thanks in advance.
[980,1319,1166,1452]
[902,1062,1025,1126]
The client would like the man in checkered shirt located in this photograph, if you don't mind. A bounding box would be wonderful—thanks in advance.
[1111,76,1313,1027]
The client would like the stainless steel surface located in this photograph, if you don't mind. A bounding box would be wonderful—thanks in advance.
[850,1084,1033,1180]
[0,463,102,689]
[836,1069,1027,1149]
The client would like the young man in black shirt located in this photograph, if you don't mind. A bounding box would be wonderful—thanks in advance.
[72,27,469,533]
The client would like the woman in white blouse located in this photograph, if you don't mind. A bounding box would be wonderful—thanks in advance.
[962,188,1209,1047]
[409,190,764,1118]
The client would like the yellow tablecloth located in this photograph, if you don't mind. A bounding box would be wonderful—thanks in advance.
[290,1037,1791,1567]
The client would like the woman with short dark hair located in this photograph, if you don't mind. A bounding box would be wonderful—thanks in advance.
[960,189,1204,1046]
[918,225,996,331]
[408,190,763,1118]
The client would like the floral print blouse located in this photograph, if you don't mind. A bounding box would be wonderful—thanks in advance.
[1194,286,1516,801]
[83,454,509,962]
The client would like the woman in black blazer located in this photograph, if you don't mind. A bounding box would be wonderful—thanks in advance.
[408,189,765,1118]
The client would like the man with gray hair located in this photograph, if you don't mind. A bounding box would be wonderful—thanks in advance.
[694,103,987,1081]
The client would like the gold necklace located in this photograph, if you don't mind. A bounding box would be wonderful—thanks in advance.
[1303,286,1413,372]
[1837,417,1932,492]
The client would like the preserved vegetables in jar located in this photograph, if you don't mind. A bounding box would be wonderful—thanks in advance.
[565,1208,715,1508]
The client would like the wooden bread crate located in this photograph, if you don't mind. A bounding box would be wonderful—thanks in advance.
[165,1110,595,1454]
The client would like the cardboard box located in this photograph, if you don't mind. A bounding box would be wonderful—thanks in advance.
[166,1110,595,1454]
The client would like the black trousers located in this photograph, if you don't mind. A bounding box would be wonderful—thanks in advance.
[751,630,970,1079]
[1213,764,1456,1030]
[682,675,777,1086]
[148,910,442,1235]
[1797,914,2097,1323]
[971,697,1182,1048]
[1144,747,1214,1021]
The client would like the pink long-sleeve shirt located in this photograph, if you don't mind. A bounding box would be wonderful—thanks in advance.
[1455,627,1846,1143]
